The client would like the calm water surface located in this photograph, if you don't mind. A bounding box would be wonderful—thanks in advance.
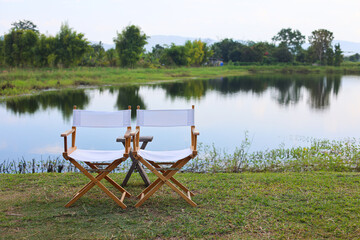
[1,74,360,161]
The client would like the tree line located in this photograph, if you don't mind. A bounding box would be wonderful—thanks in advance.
[0,20,349,68]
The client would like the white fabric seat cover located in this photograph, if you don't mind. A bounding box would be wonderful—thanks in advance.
[138,148,192,163]
[69,149,125,162]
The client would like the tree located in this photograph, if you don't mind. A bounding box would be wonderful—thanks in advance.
[326,47,334,66]
[308,29,334,65]
[82,41,106,66]
[334,43,343,66]
[0,36,4,66]
[114,25,148,68]
[55,23,89,67]
[348,53,360,62]
[185,40,213,66]
[4,29,38,67]
[211,38,240,62]
[228,49,242,62]
[251,42,276,63]
[34,34,56,67]
[273,44,293,63]
[11,20,39,33]
[160,44,188,66]
[106,48,117,67]
[272,28,305,56]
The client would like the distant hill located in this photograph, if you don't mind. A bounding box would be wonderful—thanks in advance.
[93,36,360,56]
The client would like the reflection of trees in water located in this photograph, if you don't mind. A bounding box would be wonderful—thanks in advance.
[1,74,343,120]
[155,81,208,100]
[304,75,341,109]
[3,90,90,119]
[114,86,146,118]
[154,74,341,109]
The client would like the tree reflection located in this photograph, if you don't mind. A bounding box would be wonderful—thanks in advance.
[114,86,146,118]
[156,81,208,100]
[154,74,341,109]
[3,89,89,119]
[1,74,343,120]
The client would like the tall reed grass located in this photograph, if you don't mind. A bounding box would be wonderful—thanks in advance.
[189,137,360,173]
[2,135,360,174]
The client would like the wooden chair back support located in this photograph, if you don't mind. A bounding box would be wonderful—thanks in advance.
[60,106,132,209]
[132,105,200,208]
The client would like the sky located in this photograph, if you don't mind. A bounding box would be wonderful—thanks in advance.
[1,0,360,44]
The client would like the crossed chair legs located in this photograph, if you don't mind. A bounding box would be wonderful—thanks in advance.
[65,158,131,209]
[135,156,197,208]
[65,156,197,208]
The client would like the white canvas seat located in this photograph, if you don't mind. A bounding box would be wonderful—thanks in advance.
[138,148,192,163]
[69,149,126,162]
[61,106,132,209]
[132,105,199,207]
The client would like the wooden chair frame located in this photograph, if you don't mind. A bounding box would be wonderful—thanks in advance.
[61,106,132,209]
[132,105,200,207]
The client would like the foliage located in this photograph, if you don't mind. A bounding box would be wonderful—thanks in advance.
[114,25,148,68]
[0,22,351,68]
[309,29,334,65]
[160,43,188,66]
[34,34,56,67]
[11,19,39,33]
[346,53,360,62]
[326,47,334,66]
[190,137,360,173]
[334,43,343,66]
[0,36,4,66]
[106,48,117,67]
[211,38,241,62]
[3,29,39,67]
[184,39,213,66]
[55,23,89,67]
[273,44,293,62]
[272,28,305,56]
[81,41,106,66]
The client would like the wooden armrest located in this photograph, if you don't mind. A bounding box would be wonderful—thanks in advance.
[116,136,153,143]
[192,128,200,136]
[124,129,131,138]
[61,128,75,137]
[130,128,139,136]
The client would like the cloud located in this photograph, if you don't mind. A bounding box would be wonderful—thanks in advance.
[30,145,63,154]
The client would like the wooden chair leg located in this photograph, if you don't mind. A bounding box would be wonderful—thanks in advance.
[136,160,183,198]
[151,162,195,197]
[86,162,131,197]
[66,159,129,209]
[121,158,137,187]
[135,156,197,207]
[135,180,166,208]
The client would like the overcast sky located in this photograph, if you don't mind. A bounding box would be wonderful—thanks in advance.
[1,0,359,44]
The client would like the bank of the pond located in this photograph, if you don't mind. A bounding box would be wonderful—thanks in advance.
[1,64,360,97]
[2,138,360,174]
[1,172,359,239]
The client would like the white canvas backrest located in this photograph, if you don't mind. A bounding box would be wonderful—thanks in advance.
[136,109,194,127]
[72,109,131,128]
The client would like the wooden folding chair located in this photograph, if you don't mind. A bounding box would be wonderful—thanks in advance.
[132,105,199,207]
[61,106,132,209]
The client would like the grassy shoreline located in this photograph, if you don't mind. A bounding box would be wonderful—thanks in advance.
[1,64,360,97]
[2,138,360,174]
[1,172,359,239]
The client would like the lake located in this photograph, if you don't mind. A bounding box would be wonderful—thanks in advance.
[1,74,360,162]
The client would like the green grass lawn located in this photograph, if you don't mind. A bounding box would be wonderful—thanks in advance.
[1,172,360,239]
